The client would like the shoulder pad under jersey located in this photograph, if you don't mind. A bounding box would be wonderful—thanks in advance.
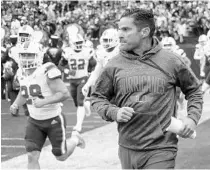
[44,62,61,79]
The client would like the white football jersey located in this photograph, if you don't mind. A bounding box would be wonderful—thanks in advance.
[63,47,94,79]
[18,63,62,120]
[96,45,119,67]
[194,43,210,60]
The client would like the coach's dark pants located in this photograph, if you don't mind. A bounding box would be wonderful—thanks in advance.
[118,145,177,169]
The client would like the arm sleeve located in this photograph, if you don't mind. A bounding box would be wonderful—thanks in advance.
[91,67,120,122]
[206,72,210,85]
[175,59,203,124]
[88,56,97,73]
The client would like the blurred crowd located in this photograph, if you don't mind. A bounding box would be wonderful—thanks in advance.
[1,0,210,47]
[1,1,210,110]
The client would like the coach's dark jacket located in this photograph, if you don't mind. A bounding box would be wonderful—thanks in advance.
[91,37,203,151]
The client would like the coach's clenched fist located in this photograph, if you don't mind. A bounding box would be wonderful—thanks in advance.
[117,107,135,122]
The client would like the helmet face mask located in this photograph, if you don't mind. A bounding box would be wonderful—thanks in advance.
[163,43,173,50]
[101,38,113,49]
[162,37,176,51]
[74,40,84,50]
[18,25,34,45]
[100,28,119,50]
[19,53,38,70]
[19,33,30,44]
[18,42,41,73]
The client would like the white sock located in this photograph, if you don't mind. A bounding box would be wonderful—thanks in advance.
[75,106,86,131]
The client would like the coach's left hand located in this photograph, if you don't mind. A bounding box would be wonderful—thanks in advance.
[179,117,196,138]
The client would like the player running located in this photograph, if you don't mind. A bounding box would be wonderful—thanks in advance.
[82,28,120,97]
[10,42,85,169]
[60,33,96,132]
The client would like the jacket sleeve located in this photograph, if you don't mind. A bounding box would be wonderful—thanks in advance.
[91,67,120,122]
[175,59,203,125]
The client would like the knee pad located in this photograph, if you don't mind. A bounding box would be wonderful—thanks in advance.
[52,148,64,157]
[25,141,41,153]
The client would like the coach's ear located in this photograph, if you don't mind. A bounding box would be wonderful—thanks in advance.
[141,27,150,38]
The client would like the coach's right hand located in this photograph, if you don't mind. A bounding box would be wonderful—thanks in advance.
[117,107,135,122]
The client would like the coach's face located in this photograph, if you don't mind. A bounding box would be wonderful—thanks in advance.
[118,17,142,51]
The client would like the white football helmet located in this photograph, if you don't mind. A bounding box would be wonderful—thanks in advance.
[17,25,34,45]
[70,34,85,51]
[18,42,42,71]
[198,34,208,46]
[161,37,176,50]
[100,28,119,49]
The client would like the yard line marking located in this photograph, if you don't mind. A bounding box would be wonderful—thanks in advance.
[1,112,16,115]
[1,112,76,116]
[1,155,8,158]
[1,145,25,148]
[2,138,24,140]
[84,120,104,123]
[93,116,101,119]
[66,125,95,128]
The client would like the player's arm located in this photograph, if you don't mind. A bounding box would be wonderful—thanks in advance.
[86,62,103,87]
[10,90,27,113]
[13,90,27,106]
[82,61,103,97]
[85,49,103,87]
[44,77,70,105]
[57,50,68,71]
[33,64,70,108]
[200,55,206,77]
[33,78,70,108]
[87,49,97,73]
[193,46,201,60]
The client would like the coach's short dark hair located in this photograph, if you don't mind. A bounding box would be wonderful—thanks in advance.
[120,8,155,37]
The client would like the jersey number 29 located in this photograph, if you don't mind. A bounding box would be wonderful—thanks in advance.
[21,84,43,104]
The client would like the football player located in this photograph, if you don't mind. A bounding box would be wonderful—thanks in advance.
[193,34,209,78]
[199,33,210,93]
[161,37,190,66]
[202,31,210,93]
[10,42,85,169]
[162,37,191,111]
[60,33,96,132]
[82,28,119,97]
[202,72,210,93]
